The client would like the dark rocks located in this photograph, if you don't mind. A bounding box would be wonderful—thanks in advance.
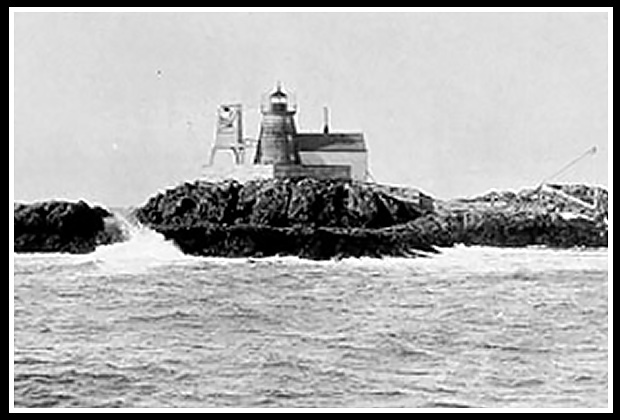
[154,223,438,260]
[134,178,434,259]
[286,178,320,225]
[447,210,607,248]
[14,200,126,254]
[135,178,427,231]
[14,179,606,259]
[247,180,291,226]
[133,179,608,259]
[440,183,608,248]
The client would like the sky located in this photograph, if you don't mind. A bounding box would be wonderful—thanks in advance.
[12,11,609,206]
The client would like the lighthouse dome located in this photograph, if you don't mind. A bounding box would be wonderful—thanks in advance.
[270,87,287,99]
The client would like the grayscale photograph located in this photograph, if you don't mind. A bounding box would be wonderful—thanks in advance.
[10,8,610,411]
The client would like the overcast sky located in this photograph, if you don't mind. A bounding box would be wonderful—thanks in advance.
[12,11,609,206]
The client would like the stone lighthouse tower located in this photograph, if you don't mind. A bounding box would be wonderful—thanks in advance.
[254,83,298,165]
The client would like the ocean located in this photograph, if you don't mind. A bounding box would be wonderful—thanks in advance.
[12,226,609,408]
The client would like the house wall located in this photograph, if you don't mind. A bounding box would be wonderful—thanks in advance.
[298,151,367,181]
[274,164,351,180]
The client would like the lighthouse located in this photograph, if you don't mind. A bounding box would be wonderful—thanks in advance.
[254,83,299,165]
[204,83,369,182]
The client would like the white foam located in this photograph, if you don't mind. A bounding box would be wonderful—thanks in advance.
[86,214,199,274]
[201,246,608,276]
[290,245,607,277]
[413,245,608,275]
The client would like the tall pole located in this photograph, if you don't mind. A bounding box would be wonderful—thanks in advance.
[323,106,329,134]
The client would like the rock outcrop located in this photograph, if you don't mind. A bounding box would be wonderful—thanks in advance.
[443,210,607,248]
[134,179,607,259]
[14,180,606,258]
[14,200,126,253]
[153,223,438,260]
[135,178,427,230]
[134,178,435,259]
[437,183,608,248]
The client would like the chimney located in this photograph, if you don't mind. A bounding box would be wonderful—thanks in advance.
[323,106,329,134]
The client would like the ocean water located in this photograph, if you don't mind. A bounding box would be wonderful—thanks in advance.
[13,226,608,408]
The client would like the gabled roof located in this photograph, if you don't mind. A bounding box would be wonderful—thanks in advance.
[294,133,367,152]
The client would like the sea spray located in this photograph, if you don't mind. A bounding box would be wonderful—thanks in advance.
[87,212,198,274]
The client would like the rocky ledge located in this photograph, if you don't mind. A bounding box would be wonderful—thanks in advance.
[134,178,437,259]
[13,180,607,257]
[134,179,607,259]
[438,183,608,248]
[14,200,126,253]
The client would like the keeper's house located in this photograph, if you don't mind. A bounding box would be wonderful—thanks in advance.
[292,133,368,181]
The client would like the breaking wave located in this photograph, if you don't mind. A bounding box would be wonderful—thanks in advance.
[86,214,198,274]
